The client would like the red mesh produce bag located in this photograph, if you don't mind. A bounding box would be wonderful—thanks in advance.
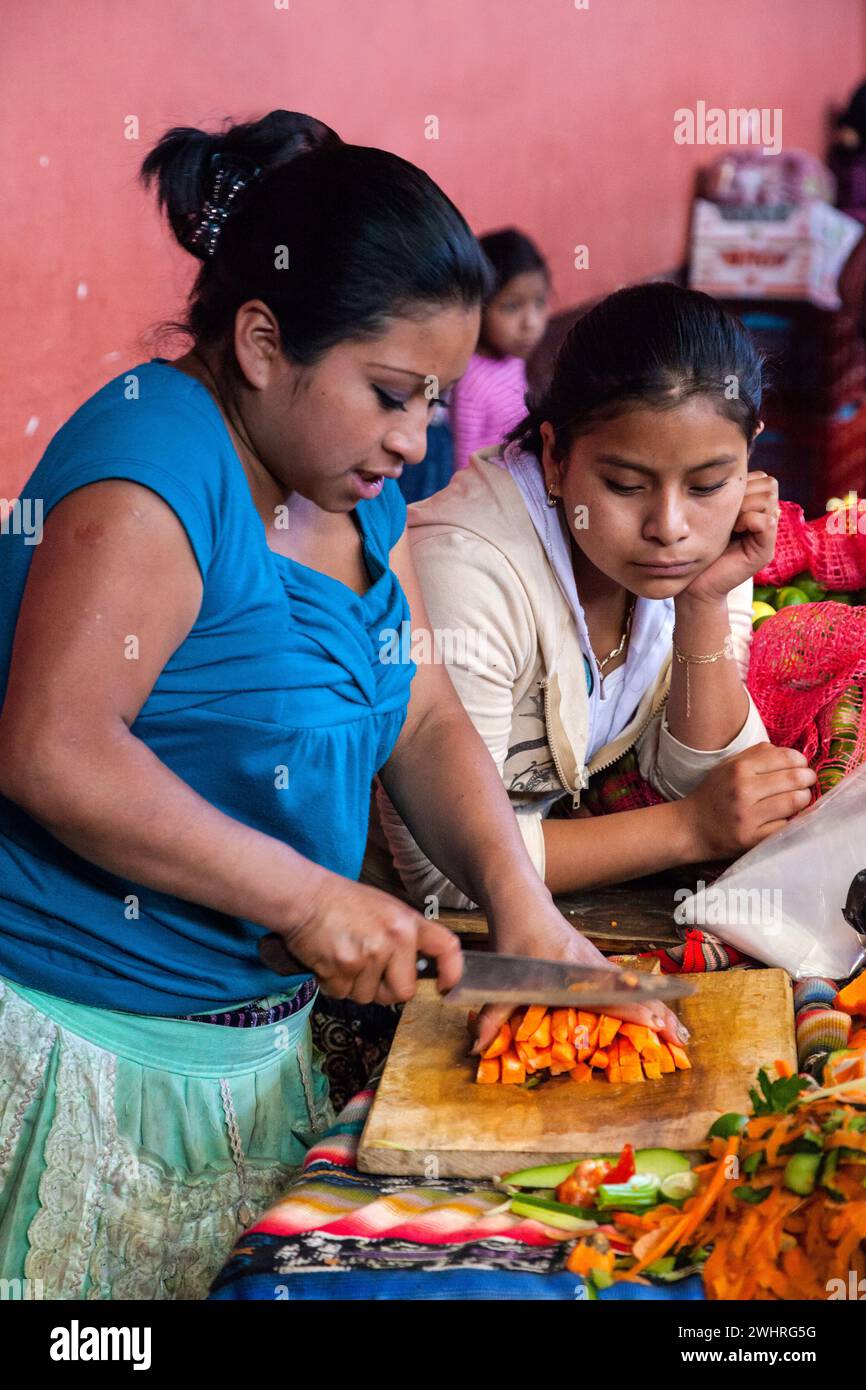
[747,602,866,793]
[756,499,866,590]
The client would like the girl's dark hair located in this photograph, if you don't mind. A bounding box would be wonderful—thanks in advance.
[479,227,549,301]
[140,110,493,363]
[507,281,763,458]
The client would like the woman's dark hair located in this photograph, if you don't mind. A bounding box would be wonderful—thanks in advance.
[140,110,493,364]
[507,281,763,458]
[479,227,549,302]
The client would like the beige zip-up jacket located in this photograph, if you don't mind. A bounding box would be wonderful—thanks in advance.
[370,449,768,910]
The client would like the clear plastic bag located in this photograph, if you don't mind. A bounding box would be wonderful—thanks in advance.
[675,762,866,980]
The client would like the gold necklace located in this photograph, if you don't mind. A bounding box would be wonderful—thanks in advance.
[593,594,636,676]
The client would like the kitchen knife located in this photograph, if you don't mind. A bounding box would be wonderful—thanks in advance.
[417,951,694,1008]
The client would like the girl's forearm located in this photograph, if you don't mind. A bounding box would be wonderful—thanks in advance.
[668,595,750,749]
[542,799,697,894]
[0,721,331,934]
[379,708,552,913]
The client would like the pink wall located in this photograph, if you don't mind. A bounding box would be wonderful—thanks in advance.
[3,0,864,497]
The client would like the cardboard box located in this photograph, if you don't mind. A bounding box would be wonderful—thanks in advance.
[689,198,863,310]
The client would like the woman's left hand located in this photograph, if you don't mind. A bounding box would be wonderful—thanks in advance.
[677,471,779,606]
[469,894,689,1056]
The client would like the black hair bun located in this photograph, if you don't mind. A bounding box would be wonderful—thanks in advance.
[140,110,341,260]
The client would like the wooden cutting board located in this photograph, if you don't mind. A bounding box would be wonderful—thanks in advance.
[357,970,796,1177]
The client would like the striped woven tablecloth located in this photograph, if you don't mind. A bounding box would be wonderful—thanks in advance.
[208,1084,704,1301]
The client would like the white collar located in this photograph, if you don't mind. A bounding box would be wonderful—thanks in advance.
[502,443,674,720]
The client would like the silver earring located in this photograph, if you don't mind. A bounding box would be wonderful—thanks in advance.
[546,484,559,508]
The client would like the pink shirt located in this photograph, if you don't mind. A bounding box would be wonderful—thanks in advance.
[450,352,529,470]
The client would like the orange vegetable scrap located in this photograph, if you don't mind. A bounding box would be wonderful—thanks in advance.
[474,1004,688,1085]
[836,969,866,1018]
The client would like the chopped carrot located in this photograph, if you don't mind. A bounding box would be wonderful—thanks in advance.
[620,1023,655,1054]
[656,1041,676,1074]
[515,1006,547,1042]
[481,1021,512,1059]
[668,1043,691,1071]
[566,1243,616,1276]
[527,1048,553,1071]
[500,1048,526,1084]
[475,1056,500,1083]
[551,1009,570,1043]
[528,1013,552,1049]
[597,1015,622,1048]
[470,1005,689,1088]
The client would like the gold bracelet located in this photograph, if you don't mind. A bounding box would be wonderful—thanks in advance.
[672,636,733,718]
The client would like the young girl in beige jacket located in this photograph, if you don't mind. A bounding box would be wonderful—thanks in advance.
[371,283,816,909]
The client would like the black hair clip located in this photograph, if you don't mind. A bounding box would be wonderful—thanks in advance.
[187,152,263,259]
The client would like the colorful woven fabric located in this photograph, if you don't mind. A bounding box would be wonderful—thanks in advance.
[793,976,852,1067]
[581,748,667,815]
[180,978,318,1027]
[208,1082,705,1301]
[639,928,759,974]
[793,977,839,1010]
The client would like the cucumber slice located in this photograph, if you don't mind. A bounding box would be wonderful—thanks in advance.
[502,1161,580,1188]
[660,1170,699,1202]
[633,1149,692,1182]
[509,1195,599,1232]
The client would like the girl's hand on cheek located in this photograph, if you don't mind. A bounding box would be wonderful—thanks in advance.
[677,472,779,606]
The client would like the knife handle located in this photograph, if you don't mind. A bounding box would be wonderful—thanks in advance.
[261,942,446,982]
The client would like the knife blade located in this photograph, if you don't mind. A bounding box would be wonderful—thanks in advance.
[417,951,694,1008]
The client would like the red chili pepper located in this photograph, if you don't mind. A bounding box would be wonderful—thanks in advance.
[604,1142,636,1185]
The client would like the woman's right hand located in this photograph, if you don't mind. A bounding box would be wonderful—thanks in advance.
[683,742,817,861]
[258,873,464,1005]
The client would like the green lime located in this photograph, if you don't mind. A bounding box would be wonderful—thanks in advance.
[829,592,854,605]
[660,1170,699,1202]
[752,584,775,605]
[708,1112,749,1139]
[750,597,778,625]
[791,572,827,602]
[753,613,775,631]
[775,586,810,607]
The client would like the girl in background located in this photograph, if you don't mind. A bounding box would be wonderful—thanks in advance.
[374,283,816,912]
[450,228,551,471]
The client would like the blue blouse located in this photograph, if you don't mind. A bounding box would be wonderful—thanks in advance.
[0,360,415,1013]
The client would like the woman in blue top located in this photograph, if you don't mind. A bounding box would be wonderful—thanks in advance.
[0,110,681,1299]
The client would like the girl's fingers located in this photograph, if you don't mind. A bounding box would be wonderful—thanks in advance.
[750,766,817,802]
[753,788,815,823]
